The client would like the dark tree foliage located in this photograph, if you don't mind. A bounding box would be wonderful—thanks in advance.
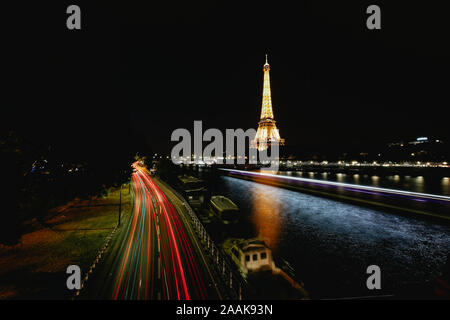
[0,130,132,245]
[0,131,31,244]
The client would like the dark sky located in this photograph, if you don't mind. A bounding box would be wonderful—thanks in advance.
[4,1,450,160]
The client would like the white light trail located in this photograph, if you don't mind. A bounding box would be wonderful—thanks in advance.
[219,169,450,202]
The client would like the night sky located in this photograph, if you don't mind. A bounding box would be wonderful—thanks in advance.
[4,1,450,162]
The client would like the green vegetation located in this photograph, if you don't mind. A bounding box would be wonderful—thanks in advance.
[0,185,131,300]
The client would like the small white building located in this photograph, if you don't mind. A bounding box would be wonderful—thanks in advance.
[229,238,276,274]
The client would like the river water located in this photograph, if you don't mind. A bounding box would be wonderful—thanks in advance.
[207,172,450,298]
[272,170,450,196]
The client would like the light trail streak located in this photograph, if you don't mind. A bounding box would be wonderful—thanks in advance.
[219,169,450,203]
[109,164,207,300]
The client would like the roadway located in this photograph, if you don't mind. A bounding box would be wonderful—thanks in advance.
[84,164,220,299]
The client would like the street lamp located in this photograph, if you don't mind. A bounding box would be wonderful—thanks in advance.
[118,183,122,227]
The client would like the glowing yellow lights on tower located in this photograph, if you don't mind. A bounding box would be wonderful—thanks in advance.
[252,55,285,151]
[261,54,274,119]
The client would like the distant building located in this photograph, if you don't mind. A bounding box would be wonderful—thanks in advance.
[387,141,404,147]
[385,136,447,162]
[409,137,429,145]
[388,137,437,147]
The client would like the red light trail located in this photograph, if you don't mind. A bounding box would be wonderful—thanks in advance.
[109,165,207,299]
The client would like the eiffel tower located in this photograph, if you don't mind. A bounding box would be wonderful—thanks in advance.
[251,55,285,151]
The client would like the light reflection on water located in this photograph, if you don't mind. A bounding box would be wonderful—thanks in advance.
[249,183,281,249]
[216,175,450,298]
[442,177,449,195]
[371,175,380,187]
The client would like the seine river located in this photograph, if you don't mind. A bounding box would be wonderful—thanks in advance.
[271,170,450,196]
[207,172,450,298]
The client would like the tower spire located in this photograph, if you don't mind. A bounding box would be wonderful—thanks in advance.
[260,56,273,119]
[265,54,268,65]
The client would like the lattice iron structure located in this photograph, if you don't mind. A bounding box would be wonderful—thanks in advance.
[251,55,285,151]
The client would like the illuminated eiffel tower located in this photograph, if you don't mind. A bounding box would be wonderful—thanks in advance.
[251,55,285,151]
